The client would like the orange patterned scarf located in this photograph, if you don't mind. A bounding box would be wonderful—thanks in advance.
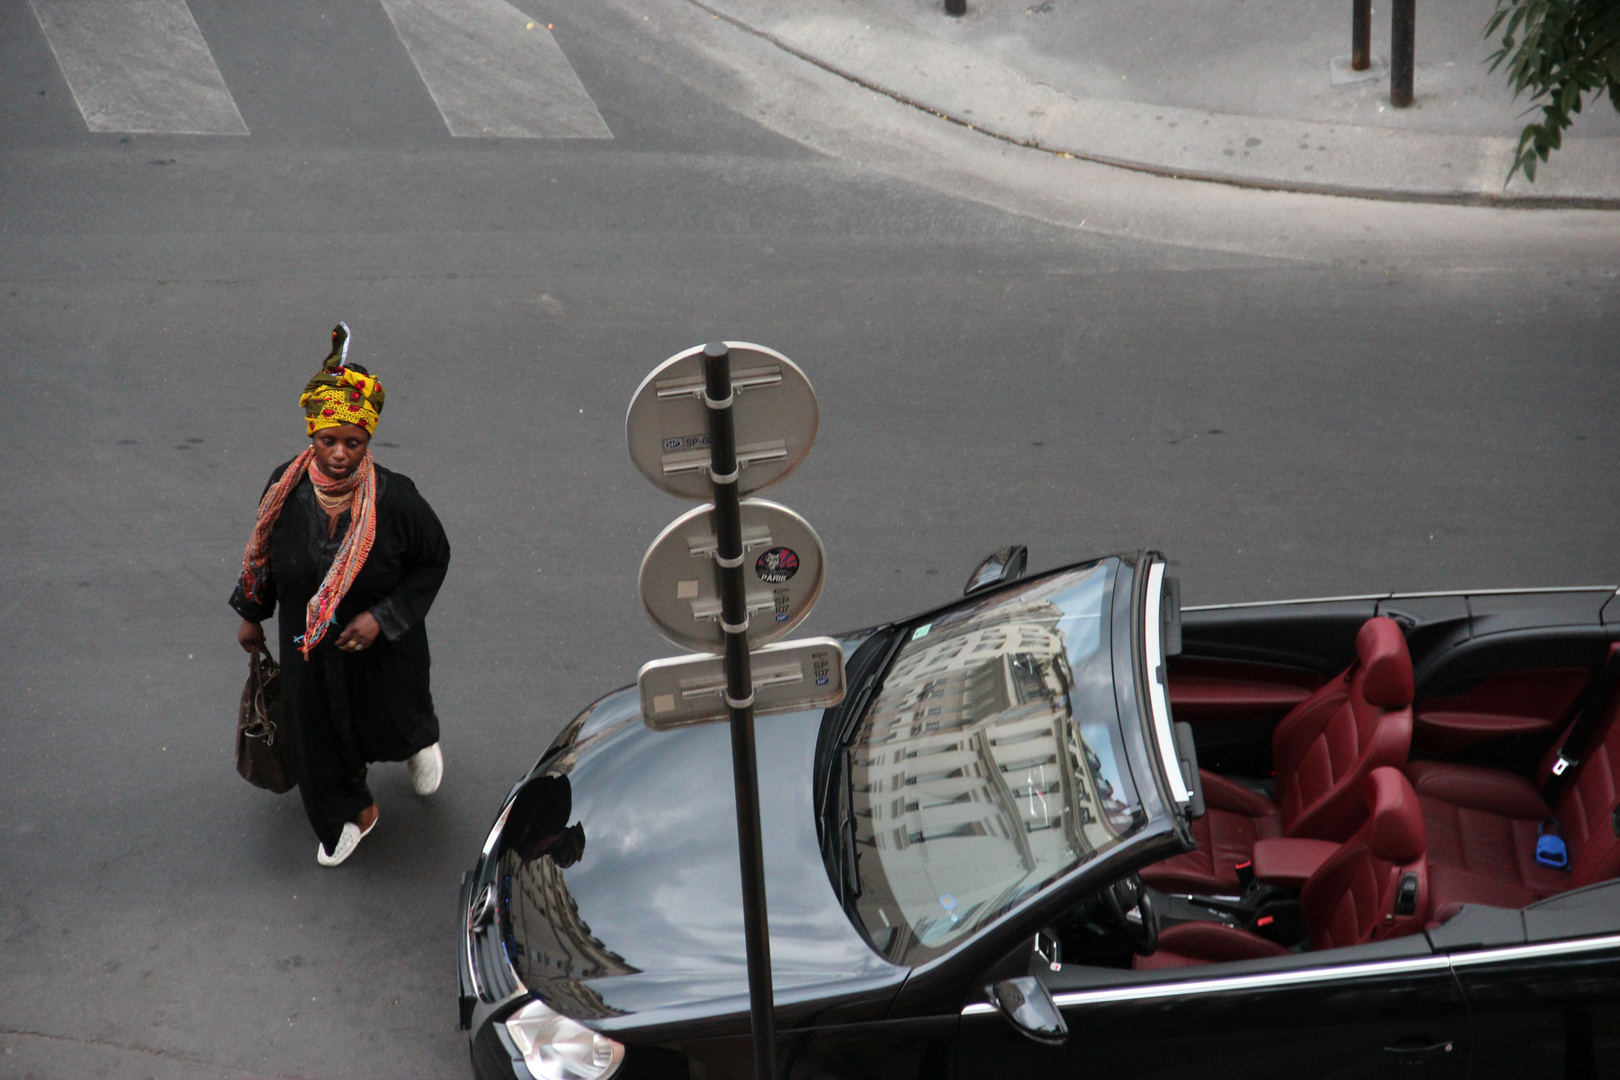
[240,448,380,658]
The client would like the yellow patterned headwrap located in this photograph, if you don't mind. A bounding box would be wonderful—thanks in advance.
[299,323,385,435]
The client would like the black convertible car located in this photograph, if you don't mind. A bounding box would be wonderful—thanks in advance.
[458,550,1620,1080]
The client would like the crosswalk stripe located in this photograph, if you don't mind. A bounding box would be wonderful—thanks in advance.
[379,0,611,139]
[28,0,248,135]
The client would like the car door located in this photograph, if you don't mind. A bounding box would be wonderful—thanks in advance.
[1443,882,1620,1079]
[955,936,1471,1079]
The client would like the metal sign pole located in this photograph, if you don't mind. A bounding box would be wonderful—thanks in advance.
[702,342,778,1080]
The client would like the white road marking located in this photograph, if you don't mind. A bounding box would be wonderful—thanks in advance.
[28,0,248,135]
[379,0,612,139]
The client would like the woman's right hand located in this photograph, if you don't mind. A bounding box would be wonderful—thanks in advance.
[238,619,266,652]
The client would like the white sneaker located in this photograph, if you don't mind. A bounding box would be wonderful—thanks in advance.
[408,742,443,796]
[317,813,378,867]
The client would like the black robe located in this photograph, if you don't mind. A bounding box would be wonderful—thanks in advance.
[231,460,450,854]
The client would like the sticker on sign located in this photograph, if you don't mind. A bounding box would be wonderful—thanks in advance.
[638,637,847,731]
[638,499,826,652]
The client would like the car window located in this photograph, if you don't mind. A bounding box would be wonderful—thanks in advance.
[1524,879,1620,939]
[843,560,1148,965]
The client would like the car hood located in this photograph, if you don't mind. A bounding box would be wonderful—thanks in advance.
[493,684,905,1032]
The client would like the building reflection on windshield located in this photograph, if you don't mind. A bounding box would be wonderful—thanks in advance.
[848,562,1140,964]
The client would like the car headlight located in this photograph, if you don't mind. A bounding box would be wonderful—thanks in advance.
[503,998,624,1080]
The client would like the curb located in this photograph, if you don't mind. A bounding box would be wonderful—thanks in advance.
[690,0,1620,208]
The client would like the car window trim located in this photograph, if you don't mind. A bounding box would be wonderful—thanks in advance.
[1447,932,1620,969]
[1181,594,1390,612]
[959,955,1449,1013]
[1183,585,1618,612]
[1141,560,1191,806]
[958,932,1620,1014]
[1392,586,1617,597]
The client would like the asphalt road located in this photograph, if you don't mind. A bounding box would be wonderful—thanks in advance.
[1,0,1617,1077]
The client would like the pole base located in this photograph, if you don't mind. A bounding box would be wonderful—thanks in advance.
[1329,55,1385,86]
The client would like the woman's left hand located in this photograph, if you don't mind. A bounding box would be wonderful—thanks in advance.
[335,612,381,652]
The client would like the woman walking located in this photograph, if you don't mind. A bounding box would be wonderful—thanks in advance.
[233,323,451,867]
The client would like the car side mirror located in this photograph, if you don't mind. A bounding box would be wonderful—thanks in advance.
[987,976,1068,1046]
[964,545,1028,596]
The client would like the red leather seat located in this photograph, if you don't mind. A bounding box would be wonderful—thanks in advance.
[1137,767,1430,970]
[1411,650,1620,917]
[1143,618,1415,893]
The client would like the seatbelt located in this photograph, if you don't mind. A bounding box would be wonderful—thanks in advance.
[1543,645,1620,806]
[1534,819,1570,870]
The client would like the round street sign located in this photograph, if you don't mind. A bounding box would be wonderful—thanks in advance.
[626,342,818,500]
[638,499,826,652]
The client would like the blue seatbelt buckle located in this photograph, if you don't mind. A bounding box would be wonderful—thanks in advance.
[1535,819,1570,870]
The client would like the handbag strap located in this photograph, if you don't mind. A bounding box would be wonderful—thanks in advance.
[246,645,280,742]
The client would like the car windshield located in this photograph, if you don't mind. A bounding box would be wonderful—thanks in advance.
[838,559,1146,965]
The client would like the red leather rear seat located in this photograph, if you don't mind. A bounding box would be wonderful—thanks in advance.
[1411,646,1620,916]
[1143,618,1413,893]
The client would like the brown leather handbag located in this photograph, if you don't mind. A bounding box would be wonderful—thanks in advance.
[237,646,296,793]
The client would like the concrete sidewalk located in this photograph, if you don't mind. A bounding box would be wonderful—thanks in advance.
[691,0,1620,205]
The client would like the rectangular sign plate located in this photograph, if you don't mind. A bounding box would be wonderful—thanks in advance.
[638,637,847,731]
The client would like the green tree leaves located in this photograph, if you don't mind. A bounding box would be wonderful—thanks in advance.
[1485,0,1620,181]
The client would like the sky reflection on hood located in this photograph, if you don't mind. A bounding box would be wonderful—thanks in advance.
[502,691,899,1018]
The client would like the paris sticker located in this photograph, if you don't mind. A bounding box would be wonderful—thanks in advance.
[756,547,799,584]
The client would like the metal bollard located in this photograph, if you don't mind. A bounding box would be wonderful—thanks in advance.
[1351,0,1371,70]
[1390,0,1414,106]
[945,0,966,14]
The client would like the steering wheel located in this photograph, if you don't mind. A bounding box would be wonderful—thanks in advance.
[1098,873,1158,956]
